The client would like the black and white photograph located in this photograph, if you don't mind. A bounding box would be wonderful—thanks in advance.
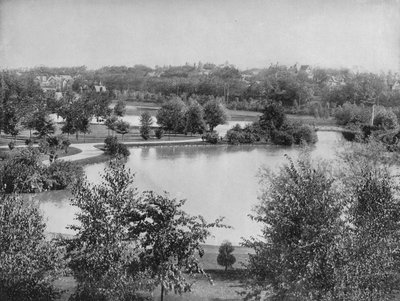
[1,0,400,300]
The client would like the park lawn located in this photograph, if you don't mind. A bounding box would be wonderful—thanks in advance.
[54,245,252,301]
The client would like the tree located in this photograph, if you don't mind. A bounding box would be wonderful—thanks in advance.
[114,119,130,140]
[0,194,65,301]
[217,241,236,271]
[156,98,186,134]
[104,136,130,158]
[203,99,227,132]
[134,192,225,301]
[104,114,118,136]
[244,155,343,300]
[139,112,153,140]
[113,99,126,117]
[259,102,286,135]
[185,100,206,135]
[64,161,145,301]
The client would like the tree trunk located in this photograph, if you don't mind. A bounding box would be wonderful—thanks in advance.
[160,285,164,301]
[225,264,228,271]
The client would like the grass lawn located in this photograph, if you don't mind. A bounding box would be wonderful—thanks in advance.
[54,245,252,301]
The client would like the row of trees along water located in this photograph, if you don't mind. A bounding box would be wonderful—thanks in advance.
[2,139,400,300]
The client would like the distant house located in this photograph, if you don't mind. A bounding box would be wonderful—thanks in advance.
[36,75,73,92]
[94,82,107,92]
[326,75,346,89]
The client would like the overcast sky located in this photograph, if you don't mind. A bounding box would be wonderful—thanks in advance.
[0,0,399,72]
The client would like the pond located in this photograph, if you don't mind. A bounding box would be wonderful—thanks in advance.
[36,131,344,245]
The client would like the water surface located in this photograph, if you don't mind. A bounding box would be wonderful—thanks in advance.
[38,131,343,245]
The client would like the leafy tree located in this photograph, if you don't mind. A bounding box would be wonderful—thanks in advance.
[156,98,187,133]
[259,102,286,136]
[63,161,147,301]
[139,112,153,140]
[113,99,126,117]
[133,191,225,301]
[373,106,398,130]
[217,241,236,271]
[203,99,227,132]
[114,119,130,140]
[0,194,65,301]
[0,147,49,193]
[185,100,206,135]
[104,136,130,157]
[244,155,343,300]
[46,160,83,190]
[104,114,118,136]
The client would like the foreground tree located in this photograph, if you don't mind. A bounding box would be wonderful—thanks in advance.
[0,194,65,301]
[244,154,343,300]
[64,161,224,300]
[217,241,236,271]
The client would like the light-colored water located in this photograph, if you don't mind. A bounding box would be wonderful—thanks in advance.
[37,131,343,245]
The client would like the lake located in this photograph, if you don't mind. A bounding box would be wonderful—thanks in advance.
[37,131,344,245]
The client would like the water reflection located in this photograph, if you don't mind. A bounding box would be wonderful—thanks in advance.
[38,131,344,245]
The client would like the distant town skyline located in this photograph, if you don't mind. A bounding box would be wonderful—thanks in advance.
[1,0,399,72]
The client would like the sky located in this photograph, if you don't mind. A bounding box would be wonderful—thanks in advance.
[0,0,399,72]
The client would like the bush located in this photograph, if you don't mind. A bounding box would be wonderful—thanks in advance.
[104,136,130,157]
[271,130,294,146]
[8,141,15,150]
[0,194,65,301]
[373,107,398,130]
[155,128,164,139]
[46,160,84,190]
[203,131,219,144]
[226,129,244,145]
[292,124,318,144]
[25,138,34,146]
[334,102,370,126]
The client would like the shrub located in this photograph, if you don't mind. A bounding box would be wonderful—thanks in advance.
[155,128,164,139]
[292,124,318,144]
[226,129,244,145]
[8,141,15,150]
[0,194,65,301]
[203,131,219,144]
[334,102,370,126]
[46,160,84,190]
[373,107,398,130]
[271,130,294,146]
[104,136,130,157]
[25,138,34,146]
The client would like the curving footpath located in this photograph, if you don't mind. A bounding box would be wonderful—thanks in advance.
[47,138,203,163]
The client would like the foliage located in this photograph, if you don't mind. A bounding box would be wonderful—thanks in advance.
[203,99,228,132]
[156,98,187,133]
[334,102,371,126]
[104,136,130,157]
[139,112,153,140]
[292,124,318,144]
[8,141,15,150]
[64,161,147,301]
[135,192,225,300]
[244,155,343,300]
[373,106,398,130]
[259,102,286,136]
[155,128,164,139]
[270,130,294,146]
[113,99,126,116]
[114,119,130,140]
[185,100,206,135]
[217,241,236,271]
[202,131,219,144]
[64,161,223,300]
[104,115,118,135]
[226,124,260,145]
[0,147,49,193]
[0,194,65,301]
[46,160,84,190]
